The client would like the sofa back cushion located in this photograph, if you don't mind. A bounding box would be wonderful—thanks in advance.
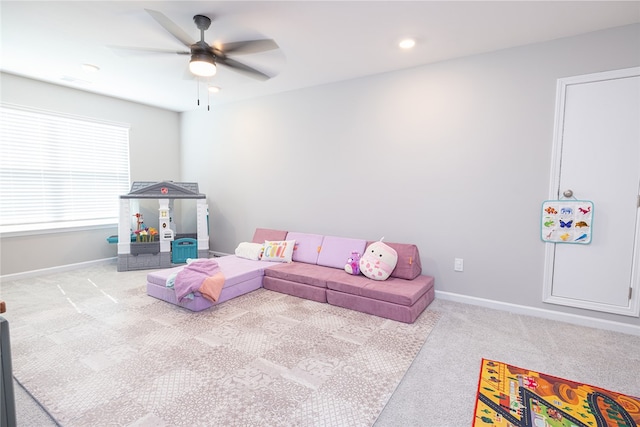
[252,228,288,244]
[286,232,324,264]
[317,236,367,269]
[366,241,422,280]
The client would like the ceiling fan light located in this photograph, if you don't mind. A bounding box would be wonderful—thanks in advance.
[189,54,216,77]
[81,63,100,72]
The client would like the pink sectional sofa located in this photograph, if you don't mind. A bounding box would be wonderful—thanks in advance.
[146,228,435,323]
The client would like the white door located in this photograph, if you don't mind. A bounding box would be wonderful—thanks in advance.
[544,67,640,317]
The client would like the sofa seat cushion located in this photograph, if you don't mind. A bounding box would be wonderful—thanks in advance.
[326,286,434,324]
[326,274,434,307]
[263,277,327,303]
[146,255,269,312]
[264,262,348,288]
[147,255,266,289]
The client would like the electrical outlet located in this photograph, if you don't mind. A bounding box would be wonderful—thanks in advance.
[454,258,464,272]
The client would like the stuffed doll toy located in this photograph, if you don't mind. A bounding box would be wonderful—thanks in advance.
[344,251,361,275]
[359,240,398,281]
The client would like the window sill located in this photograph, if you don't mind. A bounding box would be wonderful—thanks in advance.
[0,220,118,238]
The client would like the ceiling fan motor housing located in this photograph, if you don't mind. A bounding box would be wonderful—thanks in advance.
[193,15,211,31]
[191,15,215,60]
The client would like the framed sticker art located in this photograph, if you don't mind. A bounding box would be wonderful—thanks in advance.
[541,200,593,244]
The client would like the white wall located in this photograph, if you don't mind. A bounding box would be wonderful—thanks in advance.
[181,24,640,326]
[0,73,181,275]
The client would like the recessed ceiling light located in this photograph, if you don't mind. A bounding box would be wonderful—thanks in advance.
[61,75,92,84]
[399,39,416,49]
[81,63,100,72]
[208,86,221,93]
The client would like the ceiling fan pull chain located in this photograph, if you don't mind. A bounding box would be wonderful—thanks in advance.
[196,78,200,106]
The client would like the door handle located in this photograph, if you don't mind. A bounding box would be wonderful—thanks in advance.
[563,189,574,198]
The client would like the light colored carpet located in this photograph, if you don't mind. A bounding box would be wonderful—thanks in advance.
[1,264,440,427]
[6,264,640,426]
[374,299,640,426]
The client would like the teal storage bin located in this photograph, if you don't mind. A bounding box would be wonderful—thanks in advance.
[172,238,197,264]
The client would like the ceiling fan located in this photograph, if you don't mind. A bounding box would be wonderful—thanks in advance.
[111,9,279,81]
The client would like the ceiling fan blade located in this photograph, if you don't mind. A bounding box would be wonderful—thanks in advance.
[218,39,279,55]
[108,45,190,56]
[145,9,195,48]
[217,57,271,81]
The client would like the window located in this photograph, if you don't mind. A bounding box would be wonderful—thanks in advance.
[0,104,130,234]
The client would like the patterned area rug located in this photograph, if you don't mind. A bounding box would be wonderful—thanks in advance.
[473,359,640,427]
[2,264,440,427]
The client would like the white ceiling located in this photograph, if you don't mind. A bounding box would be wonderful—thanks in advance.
[1,1,639,112]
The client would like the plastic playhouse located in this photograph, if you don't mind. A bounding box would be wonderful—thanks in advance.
[116,181,209,272]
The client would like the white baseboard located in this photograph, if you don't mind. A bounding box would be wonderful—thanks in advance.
[436,290,640,337]
[0,257,117,282]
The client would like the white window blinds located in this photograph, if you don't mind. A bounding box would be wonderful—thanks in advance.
[0,104,130,233]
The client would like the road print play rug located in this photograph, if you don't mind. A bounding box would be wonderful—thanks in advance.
[473,359,640,427]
